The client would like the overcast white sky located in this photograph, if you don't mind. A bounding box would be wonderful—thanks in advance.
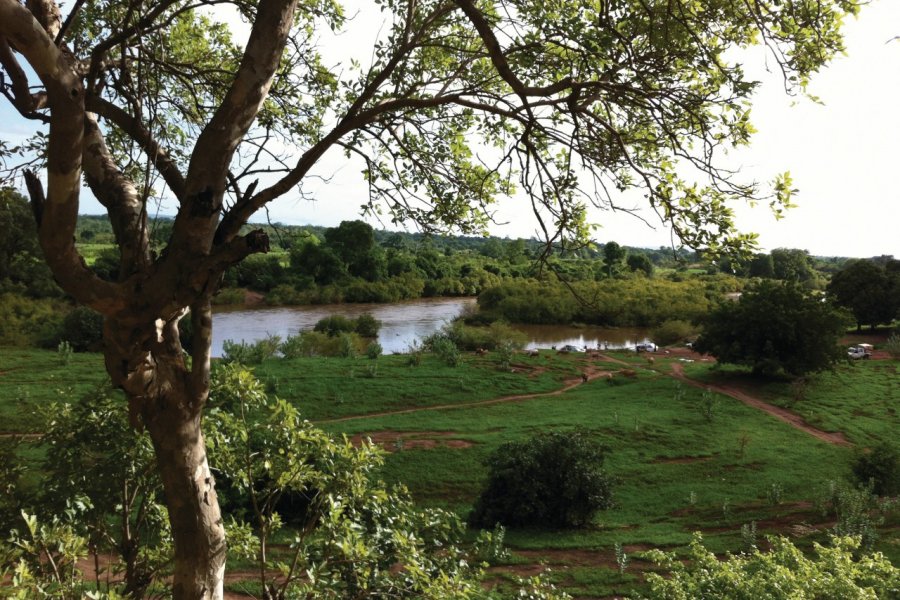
[3,0,898,258]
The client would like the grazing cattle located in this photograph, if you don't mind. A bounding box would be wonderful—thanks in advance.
[581,373,589,383]
[646,356,655,365]
[526,349,540,357]
[620,369,638,378]
[588,351,601,359]
[475,348,488,356]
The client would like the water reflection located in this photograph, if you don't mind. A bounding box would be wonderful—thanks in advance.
[212,297,652,356]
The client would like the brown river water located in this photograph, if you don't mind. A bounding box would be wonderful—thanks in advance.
[212,296,652,357]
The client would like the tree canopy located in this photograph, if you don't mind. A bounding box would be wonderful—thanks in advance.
[827,259,900,331]
[0,0,861,596]
[694,281,850,377]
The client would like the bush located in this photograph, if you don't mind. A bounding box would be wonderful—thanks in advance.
[0,293,65,347]
[314,315,356,336]
[211,287,245,305]
[640,534,900,599]
[885,333,900,360]
[651,319,696,347]
[279,331,342,358]
[365,341,383,360]
[221,334,281,365]
[354,313,381,337]
[852,443,900,496]
[469,430,615,529]
[429,334,462,367]
[59,305,104,351]
[432,320,527,351]
[338,332,358,358]
[311,313,381,339]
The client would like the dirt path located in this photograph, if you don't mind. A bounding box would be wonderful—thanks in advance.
[0,432,42,439]
[667,362,851,447]
[317,363,614,425]
[592,352,850,447]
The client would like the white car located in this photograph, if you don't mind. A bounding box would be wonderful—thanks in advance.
[635,342,657,352]
[560,344,584,353]
[847,345,872,360]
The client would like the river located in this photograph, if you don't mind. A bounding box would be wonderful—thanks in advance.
[212,297,653,356]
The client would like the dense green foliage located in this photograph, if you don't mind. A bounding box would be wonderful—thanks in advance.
[695,281,851,376]
[2,365,568,599]
[640,534,899,599]
[852,443,900,497]
[469,431,615,529]
[0,189,61,299]
[476,277,736,327]
[827,259,900,331]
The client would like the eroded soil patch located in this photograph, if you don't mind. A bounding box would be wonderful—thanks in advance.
[350,430,475,451]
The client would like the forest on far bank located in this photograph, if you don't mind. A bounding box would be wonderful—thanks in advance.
[3,188,900,351]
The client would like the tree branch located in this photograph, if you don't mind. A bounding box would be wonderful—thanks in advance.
[87,94,187,201]
[1,0,122,312]
[168,0,300,257]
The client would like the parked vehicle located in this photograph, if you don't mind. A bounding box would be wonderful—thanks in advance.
[636,342,657,352]
[560,344,584,353]
[847,344,873,360]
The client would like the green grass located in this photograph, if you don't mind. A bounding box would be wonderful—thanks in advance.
[253,352,583,421]
[2,347,897,598]
[682,360,899,445]
[0,347,111,432]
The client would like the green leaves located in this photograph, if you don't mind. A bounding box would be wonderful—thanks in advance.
[204,363,510,598]
[641,533,900,599]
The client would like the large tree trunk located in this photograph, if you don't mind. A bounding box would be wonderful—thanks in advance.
[105,307,225,600]
[145,402,225,599]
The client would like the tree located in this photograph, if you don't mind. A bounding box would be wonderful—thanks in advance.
[626,253,654,277]
[748,252,775,279]
[469,430,615,529]
[694,281,851,377]
[602,241,626,278]
[827,259,899,331]
[771,248,815,283]
[323,220,386,281]
[0,0,857,596]
[0,188,60,297]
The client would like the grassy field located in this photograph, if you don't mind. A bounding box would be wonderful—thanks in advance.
[1,347,897,598]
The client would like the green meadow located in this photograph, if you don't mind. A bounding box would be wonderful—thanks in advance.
[1,348,897,598]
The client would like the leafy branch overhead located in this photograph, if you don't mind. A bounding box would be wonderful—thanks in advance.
[2,0,858,265]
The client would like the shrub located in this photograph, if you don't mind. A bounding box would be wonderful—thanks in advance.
[885,333,900,360]
[314,314,356,336]
[354,313,381,337]
[211,287,245,305]
[365,341,383,360]
[264,283,304,305]
[59,305,104,351]
[221,334,281,365]
[496,340,515,371]
[852,442,900,496]
[434,320,527,351]
[640,534,900,599]
[469,430,615,529]
[406,341,423,366]
[651,319,696,347]
[429,334,461,367]
[0,294,65,347]
[338,332,358,358]
[279,331,344,358]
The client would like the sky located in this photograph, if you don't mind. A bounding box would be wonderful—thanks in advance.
[2,0,899,258]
